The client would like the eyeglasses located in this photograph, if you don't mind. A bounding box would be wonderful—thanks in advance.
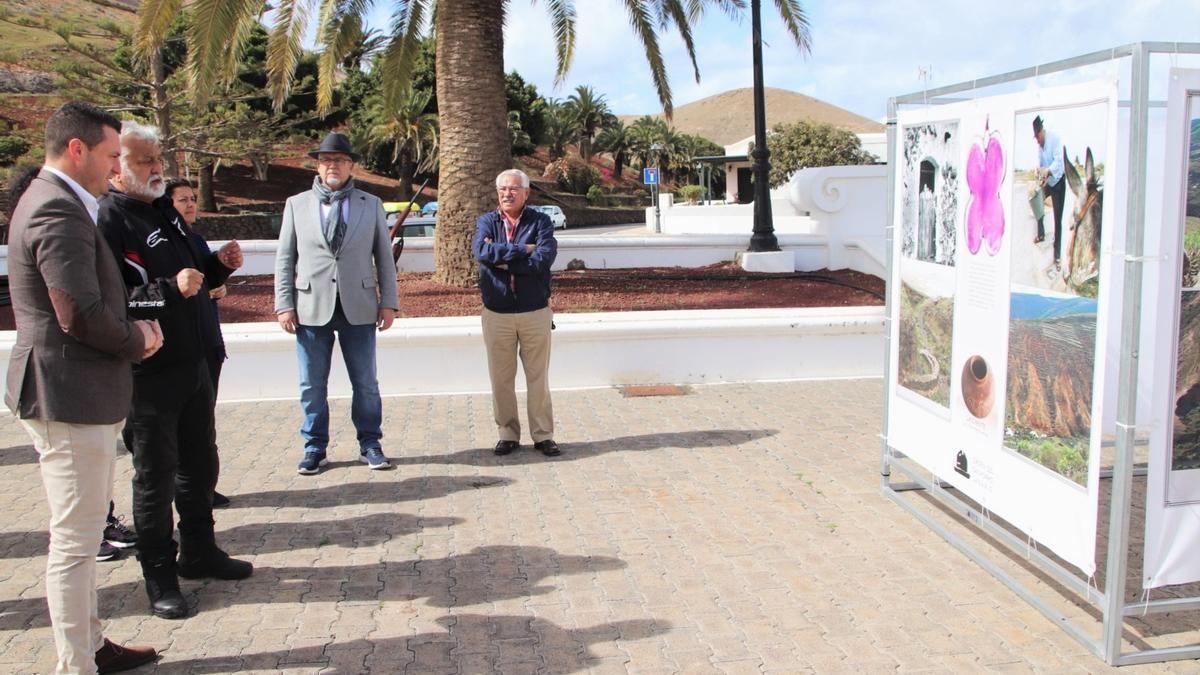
[318,157,353,165]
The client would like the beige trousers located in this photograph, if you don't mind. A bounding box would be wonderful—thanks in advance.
[20,418,121,675]
[482,306,555,443]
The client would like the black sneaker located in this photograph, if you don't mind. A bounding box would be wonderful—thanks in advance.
[96,541,121,562]
[104,515,138,549]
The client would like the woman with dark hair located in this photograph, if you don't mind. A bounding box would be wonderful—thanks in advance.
[164,177,231,508]
[5,165,42,223]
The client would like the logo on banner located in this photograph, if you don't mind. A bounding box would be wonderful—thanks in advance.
[146,228,165,248]
[954,450,970,479]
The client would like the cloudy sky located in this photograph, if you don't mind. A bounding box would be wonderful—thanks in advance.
[363,0,1199,121]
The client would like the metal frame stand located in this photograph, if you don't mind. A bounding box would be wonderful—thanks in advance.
[880,42,1200,667]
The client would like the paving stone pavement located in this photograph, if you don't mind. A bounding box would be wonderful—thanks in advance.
[0,379,1196,674]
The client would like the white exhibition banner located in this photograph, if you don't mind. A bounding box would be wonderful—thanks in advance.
[1143,68,1200,590]
[887,80,1121,576]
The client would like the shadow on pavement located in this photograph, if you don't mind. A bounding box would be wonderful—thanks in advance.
[395,428,779,467]
[0,445,37,466]
[0,545,626,629]
[226,475,513,509]
[0,530,47,560]
[155,613,668,673]
[218,512,464,556]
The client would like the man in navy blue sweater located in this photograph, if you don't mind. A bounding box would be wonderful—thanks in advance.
[472,169,560,457]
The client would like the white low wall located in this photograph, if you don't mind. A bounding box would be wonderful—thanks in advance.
[110,234,836,277]
[788,165,889,277]
[648,165,890,277]
[0,307,885,403]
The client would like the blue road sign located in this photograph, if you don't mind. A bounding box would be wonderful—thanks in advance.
[643,167,659,185]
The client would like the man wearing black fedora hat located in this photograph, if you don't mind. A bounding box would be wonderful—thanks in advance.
[274,132,399,475]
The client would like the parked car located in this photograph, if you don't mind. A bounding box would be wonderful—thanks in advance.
[533,205,567,229]
[421,201,439,216]
[382,201,423,214]
[385,211,436,237]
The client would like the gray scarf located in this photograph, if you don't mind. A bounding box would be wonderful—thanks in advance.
[312,176,355,253]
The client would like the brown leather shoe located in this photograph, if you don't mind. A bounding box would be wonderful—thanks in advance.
[95,638,157,673]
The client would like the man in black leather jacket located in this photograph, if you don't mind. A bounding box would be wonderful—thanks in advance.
[98,121,251,620]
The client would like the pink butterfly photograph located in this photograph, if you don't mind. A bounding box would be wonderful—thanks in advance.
[965,127,1006,256]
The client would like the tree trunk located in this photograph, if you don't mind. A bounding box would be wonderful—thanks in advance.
[396,151,416,200]
[197,159,216,212]
[150,48,180,176]
[250,153,270,181]
[433,0,511,287]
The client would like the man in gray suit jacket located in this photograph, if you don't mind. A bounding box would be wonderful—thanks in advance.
[6,102,161,674]
[275,132,399,475]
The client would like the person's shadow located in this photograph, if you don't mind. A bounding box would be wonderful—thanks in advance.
[154,613,668,673]
[226,475,513,509]
[0,545,627,629]
[0,530,48,560]
[0,444,38,467]
[216,512,463,556]
[393,429,779,467]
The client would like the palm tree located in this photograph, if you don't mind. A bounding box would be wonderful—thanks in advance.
[364,87,439,200]
[628,115,668,170]
[542,98,576,161]
[595,119,632,181]
[341,25,388,71]
[137,0,811,286]
[564,84,612,161]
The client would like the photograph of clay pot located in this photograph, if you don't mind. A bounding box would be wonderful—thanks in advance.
[961,354,995,419]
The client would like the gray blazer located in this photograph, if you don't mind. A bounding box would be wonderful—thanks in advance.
[274,187,399,326]
[5,170,146,424]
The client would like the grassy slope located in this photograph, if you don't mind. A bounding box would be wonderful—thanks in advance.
[0,0,131,73]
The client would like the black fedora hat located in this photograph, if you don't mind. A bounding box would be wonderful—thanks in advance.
[308,132,361,162]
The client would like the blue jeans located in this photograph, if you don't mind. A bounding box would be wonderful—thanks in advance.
[295,306,382,454]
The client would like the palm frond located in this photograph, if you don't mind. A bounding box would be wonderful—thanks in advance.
[704,0,746,19]
[186,0,262,103]
[773,0,812,54]
[377,0,432,110]
[266,0,312,110]
[133,0,181,64]
[537,0,576,85]
[658,0,700,83]
[623,0,673,118]
[313,0,378,112]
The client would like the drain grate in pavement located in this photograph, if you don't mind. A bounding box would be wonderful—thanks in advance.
[619,384,690,397]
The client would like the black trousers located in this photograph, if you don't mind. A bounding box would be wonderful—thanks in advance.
[1036,177,1068,262]
[129,359,219,565]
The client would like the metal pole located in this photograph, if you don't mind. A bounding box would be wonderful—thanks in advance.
[881,96,898,485]
[1102,41,1150,665]
[747,0,778,252]
[654,179,661,234]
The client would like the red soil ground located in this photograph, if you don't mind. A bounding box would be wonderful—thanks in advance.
[0,265,883,330]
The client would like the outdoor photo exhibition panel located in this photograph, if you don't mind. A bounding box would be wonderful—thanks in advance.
[1143,67,1200,590]
[887,79,1121,577]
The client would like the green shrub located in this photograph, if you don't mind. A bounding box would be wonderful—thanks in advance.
[586,184,606,206]
[0,136,31,166]
[544,156,600,195]
[678,184,704,204]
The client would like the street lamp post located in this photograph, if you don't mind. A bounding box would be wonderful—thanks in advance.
[650,142,663,233]
[748,0,778,252]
